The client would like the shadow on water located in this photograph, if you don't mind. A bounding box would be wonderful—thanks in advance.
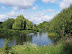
[0,31,54,47]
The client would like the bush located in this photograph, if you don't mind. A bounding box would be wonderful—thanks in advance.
[48,32,60,40]
[0,41,72,54]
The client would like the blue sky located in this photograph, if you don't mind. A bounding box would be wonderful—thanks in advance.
[0,0,72,24]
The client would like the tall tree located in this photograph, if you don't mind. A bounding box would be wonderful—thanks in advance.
[0,22,3,28]
[24,20,26,30]
[12,15,25,29]
[3,18,15,29]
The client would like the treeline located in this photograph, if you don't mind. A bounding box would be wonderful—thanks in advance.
[38,5,72,40]
[38,21,49,30]
[0,15,38,31]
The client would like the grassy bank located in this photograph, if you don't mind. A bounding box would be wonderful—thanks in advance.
[0,37,72,54]
[48,32,60,40]
[0,28,38,37]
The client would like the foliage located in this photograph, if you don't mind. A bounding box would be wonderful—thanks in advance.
[12,15,37,31]
[26,19,33,30]
[38,21,49,30]
[48,5,72,38]
[48,32,60,40]
[0,22,3,28]
[0,41,72,54]
[0,15,38,32]
[3,18,15,29]
[12,15,26,29]
[0,29,32,36]
[33,24,38,31]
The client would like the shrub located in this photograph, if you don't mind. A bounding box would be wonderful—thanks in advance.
[48,32,60,40]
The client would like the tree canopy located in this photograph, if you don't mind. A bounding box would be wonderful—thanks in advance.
[0,15,38,31]
[3,18,15,29]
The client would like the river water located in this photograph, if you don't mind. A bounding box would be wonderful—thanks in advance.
[0,31,54,47]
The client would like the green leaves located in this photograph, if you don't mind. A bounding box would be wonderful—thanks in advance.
[3,18,15,29]
[38,22,49,30]
[12,15,33,30]
[49,5,72,37]
[12,15,25,29]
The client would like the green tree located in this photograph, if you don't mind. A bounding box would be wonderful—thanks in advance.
[33,24,38,31]
[48,5,72,37]
[0,22,3,28]
[26,19,33,30]
[38,22,49,30]
[3,18,15,29]
[12,15,25,29]
[24,20,26,30]
[12,15,33,30]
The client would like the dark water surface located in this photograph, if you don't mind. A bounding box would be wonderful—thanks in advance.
[0,31,54,47]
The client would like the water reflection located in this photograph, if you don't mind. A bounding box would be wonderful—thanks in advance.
[31,32,54,46]
[0,32,54,47]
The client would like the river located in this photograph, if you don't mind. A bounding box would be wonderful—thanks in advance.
[0,31,54,47]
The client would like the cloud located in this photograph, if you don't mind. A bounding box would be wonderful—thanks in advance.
[0,0,36,10]
[60,0,72,9]
[42,0,56,3]
[0,8,57,24]
[12,7,18,11]
[32,5,38,10]
[47,9,55,12]
[0,11,20,22]
[1,6,6,10]
[27,11,56,24]
[43,9,55,13]
[0,15,8,21]
[28,14,55,25]
[6,11,19,17]
[43,15,53,21]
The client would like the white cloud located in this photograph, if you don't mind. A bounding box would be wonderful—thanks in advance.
[42,0,56,3]
[0,0,36,10]
[27,11,56,24]
[0,11,56,24]
[0,11,20,22]
[6,11,19,17]
[60,0,72,9]
[32,5,38,10]
[1,6,6,10]
[0,15,8,21]
[43,15,53,21]
[12,7,18,11]
[28,14,54,25]
[43,9,55,13]
[0,8,58,24]
[47,9,55,12]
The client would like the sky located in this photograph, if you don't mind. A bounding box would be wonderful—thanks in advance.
[0,0,72,24]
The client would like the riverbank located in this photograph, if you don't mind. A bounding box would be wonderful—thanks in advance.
[0,28,38,37]
[0,37,72,54]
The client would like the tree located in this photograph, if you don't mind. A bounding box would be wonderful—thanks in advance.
[25,19,33,30]
[48,5,72,37]
[12,15,33,30]
[24,20,26,30]
[33,24,38,31]
[3,18,15,29]
[38,22,49,30]
[12,15,25,29]
[0,22,3,28]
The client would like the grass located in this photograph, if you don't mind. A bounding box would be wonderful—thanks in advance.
[0,43,62,54]
[0,40,72,54]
